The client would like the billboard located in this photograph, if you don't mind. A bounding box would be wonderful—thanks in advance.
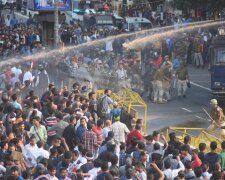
[33,0,72,11]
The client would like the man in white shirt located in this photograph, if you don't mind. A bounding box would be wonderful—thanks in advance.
[105,39,113,52]
[11,65,22,79]
[135,162,147,180]
[152,131,167,149]
[5,15,11,27]
[24,135,39,167]
[99,89,117,121]
[88,159,101,179]
[111,115,130,143]
[23,66,33,85]
[36,141,49,159]
[102,120,111,140]
[163,156,185,180]
[27,104,42,121]
[116,63,127,88]
[46,165,58,180]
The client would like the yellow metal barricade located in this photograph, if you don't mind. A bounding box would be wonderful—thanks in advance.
[96,88,148,133]
[166,127,223,152]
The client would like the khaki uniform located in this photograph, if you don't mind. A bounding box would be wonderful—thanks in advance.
[163,67,172,100]
[208,106,225,135]
[176,67,188,96]
[153,69,164,102]
[193,40,204,66]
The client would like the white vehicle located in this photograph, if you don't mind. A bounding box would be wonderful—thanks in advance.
[72,8,96,21]
[1,0,7,6]
[125,17,153,32]
[26,9,39,18]
[72,9,84,21]
[84,9,96,14]
[1,0,16,7]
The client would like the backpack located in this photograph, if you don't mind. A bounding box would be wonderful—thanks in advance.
[97,95,107,118]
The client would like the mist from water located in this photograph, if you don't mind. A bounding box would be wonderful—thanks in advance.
[124,20,225,49]
[0,19,219,67]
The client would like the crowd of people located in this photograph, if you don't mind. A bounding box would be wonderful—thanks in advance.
[0,5,224,180]
[0,79,224,179]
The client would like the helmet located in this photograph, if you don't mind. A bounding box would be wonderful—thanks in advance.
[210,99,218,105]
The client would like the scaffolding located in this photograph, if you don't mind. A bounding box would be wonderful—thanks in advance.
[97,88,148,132]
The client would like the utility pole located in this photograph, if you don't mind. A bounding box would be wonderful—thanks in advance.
[54,0,59,48]
[114,0,116,14]
[122,0,127,17]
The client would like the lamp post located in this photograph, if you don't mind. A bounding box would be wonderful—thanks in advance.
[54,0,59,48]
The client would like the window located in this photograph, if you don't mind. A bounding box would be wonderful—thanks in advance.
[216,49,225,64]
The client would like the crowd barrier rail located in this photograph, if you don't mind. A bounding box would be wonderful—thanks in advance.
[166,127,224,152]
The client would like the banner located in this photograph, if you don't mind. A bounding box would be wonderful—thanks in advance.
[34,0,72,11]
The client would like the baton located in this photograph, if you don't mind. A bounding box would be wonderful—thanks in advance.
[203,108,221,128]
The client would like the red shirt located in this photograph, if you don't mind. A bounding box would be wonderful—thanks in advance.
[192,155,202,170]
[151,56,163,68]
[92,127,103,145]
[126,129,144,146]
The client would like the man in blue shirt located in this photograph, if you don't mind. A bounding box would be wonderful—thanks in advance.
[76,117,86,142]
[11,94,22,110]
[110,102,121,123]
[10,166,24,180]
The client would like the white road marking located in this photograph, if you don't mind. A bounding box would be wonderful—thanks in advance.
[195,115,210,122]
[190,81,211,91]
[182,108,192,113]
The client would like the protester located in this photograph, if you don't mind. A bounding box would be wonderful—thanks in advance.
[0,9,222,180]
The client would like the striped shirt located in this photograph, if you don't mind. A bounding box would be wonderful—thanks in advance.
[101,95,114,113]
[44,116,58,136]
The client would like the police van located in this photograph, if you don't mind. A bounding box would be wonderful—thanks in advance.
[125,17,153,32]
[209,27,225,100]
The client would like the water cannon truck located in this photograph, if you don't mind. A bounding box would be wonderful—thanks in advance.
[210,27,225,100]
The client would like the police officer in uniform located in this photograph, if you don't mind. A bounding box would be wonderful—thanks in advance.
[208,99,225,135]
[153,67,164,103]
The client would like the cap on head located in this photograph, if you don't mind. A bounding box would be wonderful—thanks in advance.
[210,99,218,105]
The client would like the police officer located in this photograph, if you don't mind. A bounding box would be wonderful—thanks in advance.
[176,62,189,98]
[163,62,172,101]
[208,99,225,135]
[153,67,164,103]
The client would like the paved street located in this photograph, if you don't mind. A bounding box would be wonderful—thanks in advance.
[145,65,212,133]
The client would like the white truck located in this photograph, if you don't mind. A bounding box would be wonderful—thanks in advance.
[125,17,153,32]
[1,0,15,6]
[72,8,96,22]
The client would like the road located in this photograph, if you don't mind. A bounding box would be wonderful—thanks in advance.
[145,65,212,133]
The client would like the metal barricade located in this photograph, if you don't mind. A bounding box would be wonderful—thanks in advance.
[96,88,148,132]
[166,127,223,152]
